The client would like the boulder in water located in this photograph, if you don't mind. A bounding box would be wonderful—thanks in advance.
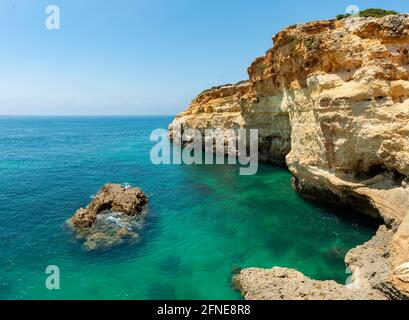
[67,184,148,251]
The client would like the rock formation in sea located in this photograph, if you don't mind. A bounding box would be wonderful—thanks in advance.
[67,184,148,251]
[169,14,409,299]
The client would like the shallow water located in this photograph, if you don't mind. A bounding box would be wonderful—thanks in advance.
[0,116,375,299]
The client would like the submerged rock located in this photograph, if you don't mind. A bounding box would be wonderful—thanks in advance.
[147,283,177,300]
[67,184,148,251]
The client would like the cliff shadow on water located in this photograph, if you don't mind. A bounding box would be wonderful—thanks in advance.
[168,145,378,281]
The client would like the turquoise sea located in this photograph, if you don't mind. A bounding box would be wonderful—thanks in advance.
[0,116,376,300]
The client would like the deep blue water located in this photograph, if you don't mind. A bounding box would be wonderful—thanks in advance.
[0,116,375,299]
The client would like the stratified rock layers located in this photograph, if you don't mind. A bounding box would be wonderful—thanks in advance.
[170,15,409,299]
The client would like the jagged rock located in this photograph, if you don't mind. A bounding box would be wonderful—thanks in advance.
[67,184,148,251]
[344,225,397,298]
[170,14,409,299]
[71,184,147,228]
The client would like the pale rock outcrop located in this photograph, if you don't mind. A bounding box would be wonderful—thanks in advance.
[170,14,409,299]
[233,267,385,300]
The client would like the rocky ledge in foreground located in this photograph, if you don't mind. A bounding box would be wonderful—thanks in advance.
[233,267,386,300]
[67,184,148,251]
[234,225,409,300]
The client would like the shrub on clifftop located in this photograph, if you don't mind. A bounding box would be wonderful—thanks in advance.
[336,8,399,20]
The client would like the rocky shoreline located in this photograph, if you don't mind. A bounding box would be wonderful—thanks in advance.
[169,15,409,299]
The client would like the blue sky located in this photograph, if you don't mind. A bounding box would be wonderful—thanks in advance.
[0,0,407,115]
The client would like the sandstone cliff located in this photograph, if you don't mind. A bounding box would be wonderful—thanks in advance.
[170,14,409,299]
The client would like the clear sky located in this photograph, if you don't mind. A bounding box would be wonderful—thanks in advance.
[0,0,407,115]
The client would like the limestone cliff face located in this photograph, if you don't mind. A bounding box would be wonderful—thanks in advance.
[170,14,409,299]
[169,81,291,165]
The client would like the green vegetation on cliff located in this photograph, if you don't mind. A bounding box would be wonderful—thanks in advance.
[336,8,398,20]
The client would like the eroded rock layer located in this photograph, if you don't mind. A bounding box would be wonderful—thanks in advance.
[170,15,409,299]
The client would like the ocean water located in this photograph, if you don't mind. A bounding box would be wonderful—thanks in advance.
[0,116,376,300]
